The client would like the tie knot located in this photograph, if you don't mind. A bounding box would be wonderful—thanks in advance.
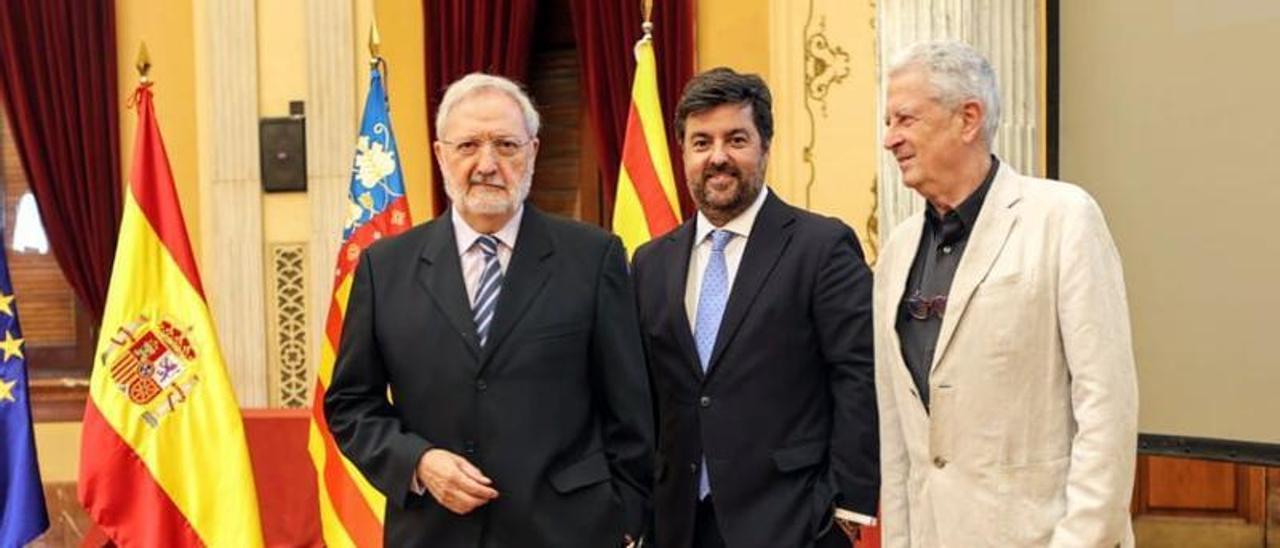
[476,235,500,257]
[709,229,733,253]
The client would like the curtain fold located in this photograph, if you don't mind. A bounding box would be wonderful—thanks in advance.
[0,0,122,322]
[569,0,696,225]
[425,0,540,216]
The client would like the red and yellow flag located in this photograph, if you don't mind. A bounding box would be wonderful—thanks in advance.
[613,30,682,255]
[77,84,262,546]
[307,64,412,547]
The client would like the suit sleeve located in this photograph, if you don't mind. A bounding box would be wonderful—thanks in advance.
[1050,192,1139,548]
[590,236,656,538]
[324,251,433,509]
[814,226,880,516]
[875,262,911,547]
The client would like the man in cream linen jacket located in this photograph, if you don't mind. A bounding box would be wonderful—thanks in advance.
[875,41,1139,548]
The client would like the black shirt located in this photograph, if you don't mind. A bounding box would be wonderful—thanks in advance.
[896,157,999,408]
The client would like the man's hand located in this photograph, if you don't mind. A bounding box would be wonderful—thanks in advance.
[416,448,498,514]
[835,517,860,546]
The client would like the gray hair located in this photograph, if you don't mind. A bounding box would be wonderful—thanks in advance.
[435,72,541,138]
[888,41,1001,144]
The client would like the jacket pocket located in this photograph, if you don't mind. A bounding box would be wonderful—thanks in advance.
[550,451,613,494]
[772,439,828,473]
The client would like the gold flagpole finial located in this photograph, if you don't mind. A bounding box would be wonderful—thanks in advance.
[640,0,655,39]
[136,42,152,83]
[368,21,382,66]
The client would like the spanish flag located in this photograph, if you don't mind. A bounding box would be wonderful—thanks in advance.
[77,82,263,546]
[307,64,412,547]
[613,28,682,255]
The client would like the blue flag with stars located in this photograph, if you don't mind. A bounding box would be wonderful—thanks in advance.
[0,246,49,545]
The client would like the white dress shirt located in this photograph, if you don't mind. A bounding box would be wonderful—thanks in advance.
[683,187,874,527]
[452,205,523,304]
[683,187,769,330]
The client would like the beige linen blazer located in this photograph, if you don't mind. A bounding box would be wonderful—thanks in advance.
[874,162,1138,548]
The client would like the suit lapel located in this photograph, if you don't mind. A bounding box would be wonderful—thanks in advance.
[479,206,554,370]
[416,214,481,360]
[930,165,1022,373]
[663,221,704,381]
[705,193,794,376]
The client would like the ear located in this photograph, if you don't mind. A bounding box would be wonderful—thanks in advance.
[433,141,447,168]
[958,99,986,144]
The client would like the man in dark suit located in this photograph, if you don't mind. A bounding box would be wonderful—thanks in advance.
[325,73,653,547]
[633,68,879,548]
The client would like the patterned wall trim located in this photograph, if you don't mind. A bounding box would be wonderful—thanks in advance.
[268,243,309,408]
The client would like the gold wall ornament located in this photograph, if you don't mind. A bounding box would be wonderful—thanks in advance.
[800,0,852,208]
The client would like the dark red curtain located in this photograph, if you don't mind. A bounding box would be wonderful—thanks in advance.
[0,0,122,322]
[425,0,540,216]
[569,0,696,224]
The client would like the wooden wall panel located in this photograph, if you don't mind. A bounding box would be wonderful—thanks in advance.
[1,105,82,352]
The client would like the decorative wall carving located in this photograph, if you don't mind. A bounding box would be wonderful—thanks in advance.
[269,244,308,408]
[770,0,880,260]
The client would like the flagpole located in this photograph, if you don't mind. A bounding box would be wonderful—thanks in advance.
[368,20,382,67]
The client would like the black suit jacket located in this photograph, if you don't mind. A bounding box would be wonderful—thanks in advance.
[633,191,879,548]
[325,206,654,547]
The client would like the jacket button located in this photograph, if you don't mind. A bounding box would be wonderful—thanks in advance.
[933,456,947,469]
[699,396,711,408]
[475,379,487,391]
[464,441,477,455]
[690,463,698,473]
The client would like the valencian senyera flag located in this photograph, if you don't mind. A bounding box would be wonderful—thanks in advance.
[78,81,263,547]
[0,248,49,546]
[308,62,412,547]
[613,27,683,256]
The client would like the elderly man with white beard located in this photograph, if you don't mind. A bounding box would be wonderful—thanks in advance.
[325,73,654,548]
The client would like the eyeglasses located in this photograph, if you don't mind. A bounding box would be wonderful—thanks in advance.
[905,290,947,320]
[439,136,532,158]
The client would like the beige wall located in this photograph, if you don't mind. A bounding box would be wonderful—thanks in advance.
[1060,0,1280,444]
[258,0,310,245]
[697,0,771,78]
[115,0,201,257]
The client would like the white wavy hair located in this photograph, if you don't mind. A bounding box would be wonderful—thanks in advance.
[435,72,541,138]
[888,41,1001,145]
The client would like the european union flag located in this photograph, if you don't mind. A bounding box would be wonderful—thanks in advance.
[0,246,49,545]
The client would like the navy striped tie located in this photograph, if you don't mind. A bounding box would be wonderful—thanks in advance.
[472,235,503,347]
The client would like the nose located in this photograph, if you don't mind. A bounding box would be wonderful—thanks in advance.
[474,145,499,175]
[708,143,731,166]
[883,127,903,151]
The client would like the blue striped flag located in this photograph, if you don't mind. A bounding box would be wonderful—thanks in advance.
[0,245,49,545]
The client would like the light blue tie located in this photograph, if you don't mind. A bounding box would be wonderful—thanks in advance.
[472,235,503,347]
[694,229,733,499]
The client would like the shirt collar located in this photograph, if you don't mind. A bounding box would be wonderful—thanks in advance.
[694,186,770,246]
[452,204,524,256]
[925,155,999,235]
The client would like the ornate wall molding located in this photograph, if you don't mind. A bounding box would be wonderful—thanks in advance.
[268,243,308,408]
[770,0,879,258]
[875,0,1039,239]
[195,0,267,406]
